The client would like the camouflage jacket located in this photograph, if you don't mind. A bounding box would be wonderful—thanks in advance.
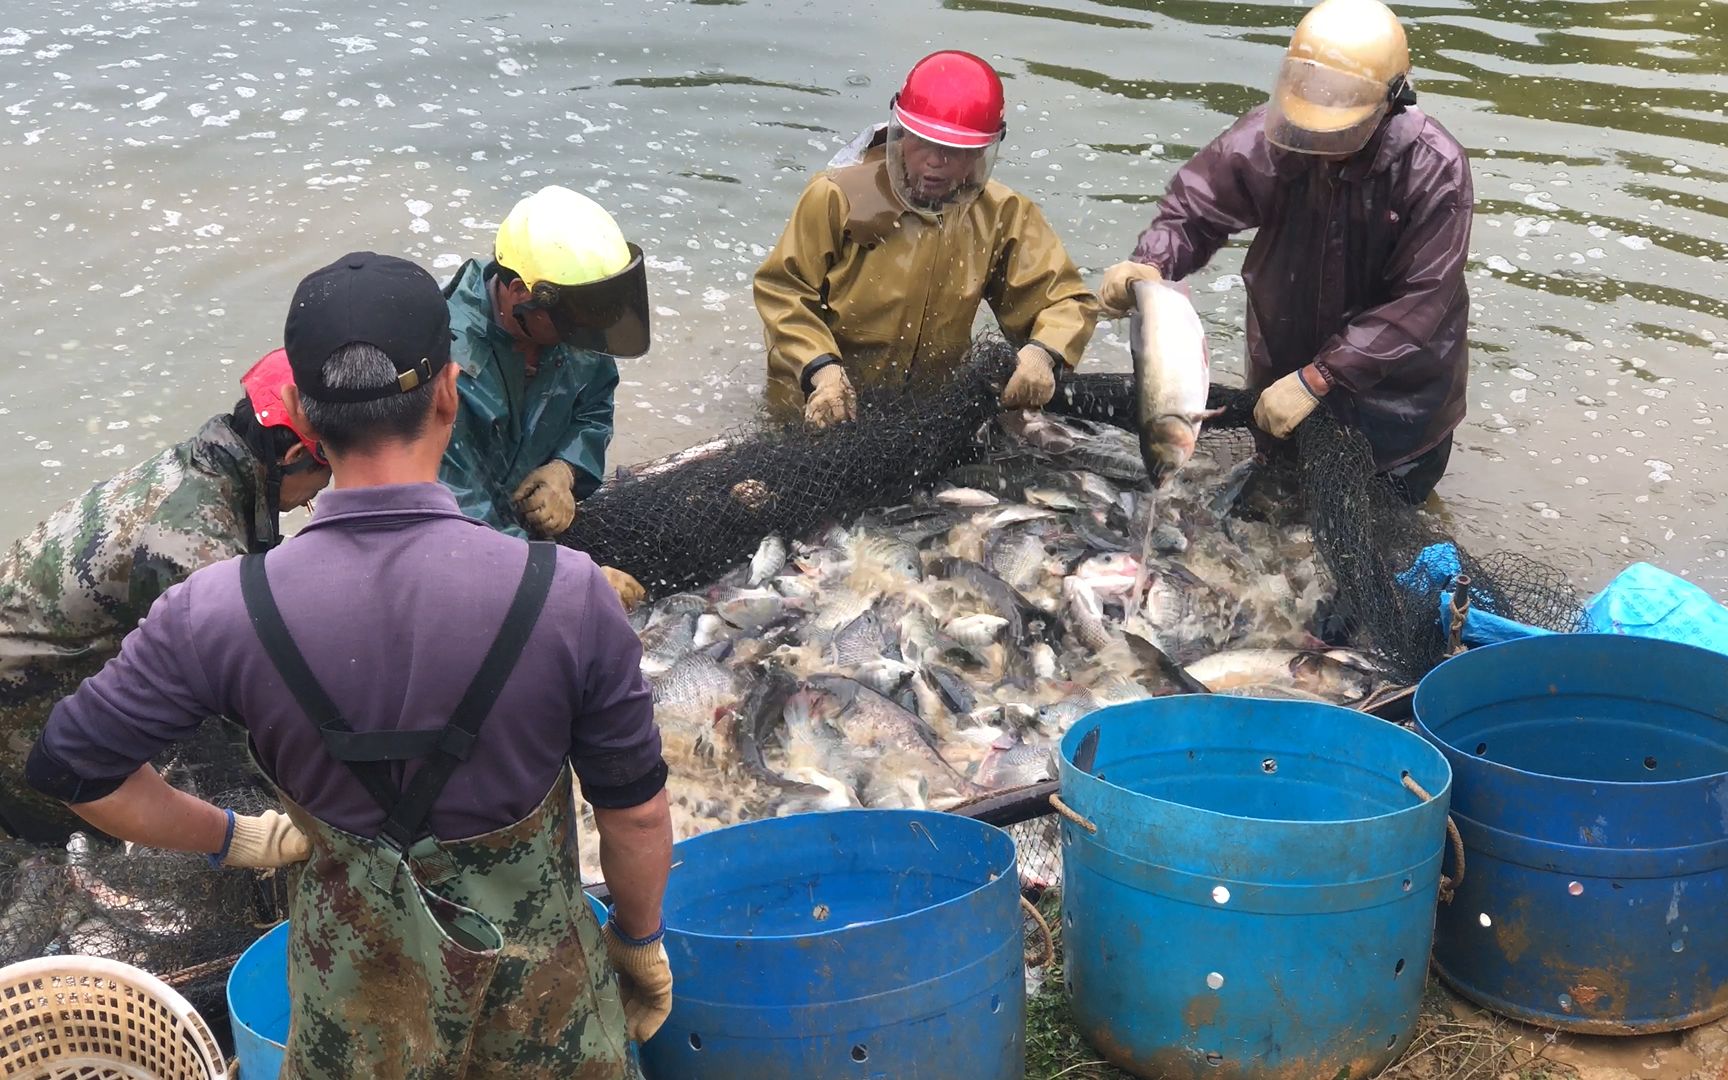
[0,415,271,841]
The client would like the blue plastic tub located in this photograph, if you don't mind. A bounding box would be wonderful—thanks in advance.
[1057,695,1453,1079]
[227,893,614,1077]
[228,920,290,1080]
[1415,634,1728,1033]
[639,809,1024,1080]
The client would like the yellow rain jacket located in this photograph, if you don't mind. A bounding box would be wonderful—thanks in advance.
[755,142,1098,417]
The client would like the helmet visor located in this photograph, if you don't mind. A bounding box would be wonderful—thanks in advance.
[1265,57,1391,156]
[886,118,1000,215]
[527,243,651,358]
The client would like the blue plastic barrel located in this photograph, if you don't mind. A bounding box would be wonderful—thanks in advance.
[1056,696,1452,1079]
[226,892,614,1078]
[639,809,1023,1080]
[1415,634,1728,1033]
[228,920,290,1080]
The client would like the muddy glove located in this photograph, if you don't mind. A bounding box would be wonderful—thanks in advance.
[513,460,578,536]
[804,362,856,428]
[1253,366,1327,440]
[1098,260,1163,319]
[1001,344,1059,410]
[604,920,674,1043]
[600,566,645,611]
[212,809,310,869]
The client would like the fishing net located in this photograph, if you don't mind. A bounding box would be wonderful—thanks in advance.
[0,719,290,1046]
[561,337,1016,599]
[1051,371,1587,685]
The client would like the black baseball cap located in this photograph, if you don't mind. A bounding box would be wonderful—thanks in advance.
[283,251,452,403]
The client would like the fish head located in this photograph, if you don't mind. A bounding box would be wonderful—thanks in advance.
[1143,417,1199,488]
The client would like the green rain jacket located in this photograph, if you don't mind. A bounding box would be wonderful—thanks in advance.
[438,260,619,536]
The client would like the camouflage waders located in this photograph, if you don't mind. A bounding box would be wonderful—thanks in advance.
[241,544,635,1079]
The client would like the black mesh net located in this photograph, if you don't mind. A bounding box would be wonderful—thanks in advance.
[561,337,1015,599]
[0,720,290,1047]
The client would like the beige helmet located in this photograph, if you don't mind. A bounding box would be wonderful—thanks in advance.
[1265,0,1412,156]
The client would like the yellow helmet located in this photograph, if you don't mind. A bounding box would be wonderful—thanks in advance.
[493,186,650,357]
[1266,0,1412,156]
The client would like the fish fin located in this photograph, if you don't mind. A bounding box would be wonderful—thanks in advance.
[1124,628,1212,695]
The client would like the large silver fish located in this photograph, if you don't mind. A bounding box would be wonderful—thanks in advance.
[1130,278,1215,487]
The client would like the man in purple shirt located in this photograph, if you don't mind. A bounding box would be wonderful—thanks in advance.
[1099,0,1471,504]
[28,251,672,1079]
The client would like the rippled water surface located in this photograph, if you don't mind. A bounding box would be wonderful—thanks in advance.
[1,0,1722,590]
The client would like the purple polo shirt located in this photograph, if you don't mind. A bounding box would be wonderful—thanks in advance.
[34,483,661,840]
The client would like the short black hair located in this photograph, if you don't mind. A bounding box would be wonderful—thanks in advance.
[229,395,302,465]
[298,342,438,456]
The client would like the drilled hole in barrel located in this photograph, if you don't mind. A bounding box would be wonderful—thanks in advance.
[990,995,1001,1014]
[1206,972,1225,990]
[1474,742,1487,756]
[1401,878,1412,892]
[1567,881,1583,896]
[1394,958,1406,977]
[1558,993,1574,1012]
[1672,940,1685,954]
[689,1034,703,1051]
[1260,757,1277,774]
[1065,911,1074,930]
[1643,755,1658,770]
[1479,913,1493,928]
[1211,885,1231,905]
[1205,1052,1224,1067]
[1386,1034,1399,1050]
[851,1045,869,1064]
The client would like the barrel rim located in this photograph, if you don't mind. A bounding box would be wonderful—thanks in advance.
[1414,634,1728,790]
[661,808,1017,944]
[1059,695,1454,828]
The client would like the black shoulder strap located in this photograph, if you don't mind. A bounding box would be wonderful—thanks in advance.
[375,542,558,848]
[240,554,400,811]
[240,544,559,849]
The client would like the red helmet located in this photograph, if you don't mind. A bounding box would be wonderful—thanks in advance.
[241,349,321,460]
[892,51,1005,149]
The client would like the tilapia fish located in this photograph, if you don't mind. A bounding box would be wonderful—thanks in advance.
[1130,278,1215,487]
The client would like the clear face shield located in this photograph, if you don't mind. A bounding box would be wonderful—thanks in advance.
[886,120,1001,215]
[1264,57,1395,156]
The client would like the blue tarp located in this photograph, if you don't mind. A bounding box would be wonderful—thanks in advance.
[1401,544,1728,658]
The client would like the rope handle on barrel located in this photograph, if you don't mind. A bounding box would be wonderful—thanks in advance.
[1402,773,1466,904]
[1021,896,1055,969]
[1047,793,1097,834]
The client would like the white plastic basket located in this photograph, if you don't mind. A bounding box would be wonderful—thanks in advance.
[0,955,227,1080]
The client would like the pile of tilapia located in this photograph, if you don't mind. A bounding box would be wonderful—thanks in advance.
[576,409,1393,880]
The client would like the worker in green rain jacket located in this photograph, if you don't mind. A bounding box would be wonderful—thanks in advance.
[438,186,651,608]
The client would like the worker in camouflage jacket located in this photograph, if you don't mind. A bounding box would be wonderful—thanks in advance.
[0,349,330,844]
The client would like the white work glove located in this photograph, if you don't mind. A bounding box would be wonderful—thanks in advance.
[1098,261,1163,319]
[804,363,857,428]
[215,809,310,869]
[1001,345,1058,410]
[513,460,578,536]
[1253,366,1327,439]
[600,566,645,611]
[603,921,674,1043]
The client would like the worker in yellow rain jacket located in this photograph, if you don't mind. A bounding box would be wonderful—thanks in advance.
[754,50,1100,425]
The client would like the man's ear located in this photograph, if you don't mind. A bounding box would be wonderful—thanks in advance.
[433,361,461,422]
